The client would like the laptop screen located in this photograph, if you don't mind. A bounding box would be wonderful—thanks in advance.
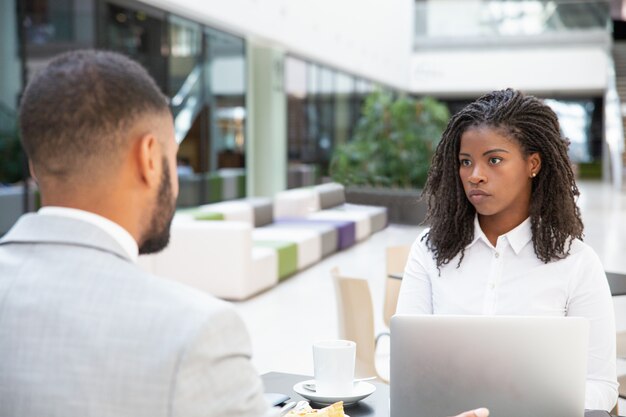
[390,315,589,417]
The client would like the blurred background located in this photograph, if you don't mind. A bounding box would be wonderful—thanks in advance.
[2,0,625,233]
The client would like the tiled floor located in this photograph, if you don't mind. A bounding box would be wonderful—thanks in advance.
[232,180,626,408]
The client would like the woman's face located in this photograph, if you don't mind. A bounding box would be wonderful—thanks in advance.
[458,126,541,225]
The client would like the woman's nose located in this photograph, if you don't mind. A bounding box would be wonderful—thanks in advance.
[468,166,486,184]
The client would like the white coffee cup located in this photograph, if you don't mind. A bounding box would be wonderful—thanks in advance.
[312,339,356,396]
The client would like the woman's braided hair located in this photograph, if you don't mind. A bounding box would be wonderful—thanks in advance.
[422,88,583,268]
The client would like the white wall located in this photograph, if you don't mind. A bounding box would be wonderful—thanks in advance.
[139,0,414,90]
[410,46,609,97]
[423,0,483,37]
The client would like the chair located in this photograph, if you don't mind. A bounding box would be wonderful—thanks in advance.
[383,245,411,328]
[606,271,626,415]
[617,327,626,398]
[615,371,623,415]
[331,267,389,383]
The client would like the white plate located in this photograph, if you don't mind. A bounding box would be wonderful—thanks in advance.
[292,379,376,406]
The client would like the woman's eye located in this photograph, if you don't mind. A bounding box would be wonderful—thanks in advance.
[489,157,502,165]
[460,159,471,167]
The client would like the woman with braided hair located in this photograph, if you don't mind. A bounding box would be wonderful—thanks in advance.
[396,89,617,410]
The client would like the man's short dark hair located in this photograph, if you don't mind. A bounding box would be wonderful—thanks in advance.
[19,49,169,182]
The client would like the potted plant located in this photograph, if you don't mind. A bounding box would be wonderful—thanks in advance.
[330,91,449,224]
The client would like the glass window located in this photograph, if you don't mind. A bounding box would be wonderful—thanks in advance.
[286,56,308,161]
[334,71,354,145]
[97,2,167,92]
[317,67,335,170]
[304,63,321,163]
[544,98,600,163]
[206,27,246,171]
[25,0,76,45]
[168,16,201,97]
[167,16,204,150]
[415,0,611,42]
[285,59,381,184]
[24,0,95,84]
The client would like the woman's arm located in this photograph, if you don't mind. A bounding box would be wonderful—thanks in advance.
[567,245,618,411]
[396,233,435,315]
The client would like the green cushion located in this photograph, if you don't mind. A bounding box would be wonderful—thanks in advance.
[176,208,224,221]
[206,174,223,203]
[237,174,246,198]
[193,211,224,221]
[254,240,298,281]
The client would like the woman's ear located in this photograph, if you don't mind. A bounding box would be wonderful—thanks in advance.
[528,152,542,177]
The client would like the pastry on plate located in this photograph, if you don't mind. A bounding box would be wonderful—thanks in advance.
[284,400,345,417]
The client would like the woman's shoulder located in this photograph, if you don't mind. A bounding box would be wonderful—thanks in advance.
[404,227,439,274]
[567,237,599,259]
[557,237,604,274]
[407,228,437,262]
[412,228,432,251]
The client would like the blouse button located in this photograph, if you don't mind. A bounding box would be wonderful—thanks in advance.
[494,252,500,258]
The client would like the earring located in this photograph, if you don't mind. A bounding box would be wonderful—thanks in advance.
[531,172,537,178]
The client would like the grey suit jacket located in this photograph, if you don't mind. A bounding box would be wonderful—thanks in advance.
[0,213,269,417]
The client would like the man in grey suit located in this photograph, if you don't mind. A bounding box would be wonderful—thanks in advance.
[0,50,270,417]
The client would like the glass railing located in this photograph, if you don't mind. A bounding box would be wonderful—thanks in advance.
[415,0,611,42]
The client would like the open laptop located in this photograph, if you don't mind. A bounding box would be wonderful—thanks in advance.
[390,315,589,417]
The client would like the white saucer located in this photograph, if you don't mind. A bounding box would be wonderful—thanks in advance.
[292,379,376,406]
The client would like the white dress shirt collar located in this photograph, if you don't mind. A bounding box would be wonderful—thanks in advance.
[469,215,533,255]
[38,206,139,262]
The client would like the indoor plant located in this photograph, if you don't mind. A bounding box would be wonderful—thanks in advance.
[330,91,449,224]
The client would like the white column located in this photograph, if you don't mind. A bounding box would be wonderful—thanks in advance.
[245,41,287,197]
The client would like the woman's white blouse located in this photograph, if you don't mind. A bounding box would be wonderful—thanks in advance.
[396,217,618,411]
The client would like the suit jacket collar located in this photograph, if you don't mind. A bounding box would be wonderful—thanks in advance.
[0,213,132,262]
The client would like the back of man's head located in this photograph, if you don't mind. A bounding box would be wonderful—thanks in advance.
[19,49,169,186]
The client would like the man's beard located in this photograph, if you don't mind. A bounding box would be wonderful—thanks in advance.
[139,159,176,254]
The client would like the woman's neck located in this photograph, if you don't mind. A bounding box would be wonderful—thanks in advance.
[478,212,529,247]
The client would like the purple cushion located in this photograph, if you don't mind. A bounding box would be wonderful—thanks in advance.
[273,218,356,250]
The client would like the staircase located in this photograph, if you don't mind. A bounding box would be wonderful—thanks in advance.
[171,64,204,144]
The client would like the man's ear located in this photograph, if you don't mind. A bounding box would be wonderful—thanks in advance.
[28,160,38,182]
[136,133,161,188]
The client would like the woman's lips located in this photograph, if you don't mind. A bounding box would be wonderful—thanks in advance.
[468,189,490,203]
